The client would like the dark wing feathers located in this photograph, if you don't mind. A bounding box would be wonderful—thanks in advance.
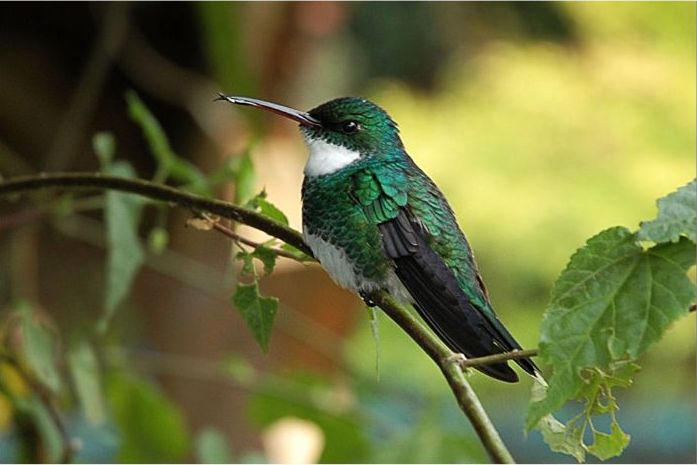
[379,212,522,382]
[356,166,539,382]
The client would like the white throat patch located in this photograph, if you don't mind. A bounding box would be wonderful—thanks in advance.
[303,138,360,176]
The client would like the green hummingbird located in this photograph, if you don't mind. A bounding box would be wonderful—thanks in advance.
[217,94,540,382]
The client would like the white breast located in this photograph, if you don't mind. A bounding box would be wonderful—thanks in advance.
[304,232,362,290]
[303,138,360,176]
[303,231,414,304]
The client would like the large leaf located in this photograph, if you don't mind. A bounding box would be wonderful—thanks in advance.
[232,282,278,353]
[527,227,695,458]
[99,161,145,333]
[638,179,696,244]
[106,373,188,462]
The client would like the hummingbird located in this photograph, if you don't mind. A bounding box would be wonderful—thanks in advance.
[217,94,540,382]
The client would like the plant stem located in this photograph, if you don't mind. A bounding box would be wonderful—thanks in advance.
[459,349,539,369]
[0,172,516,463]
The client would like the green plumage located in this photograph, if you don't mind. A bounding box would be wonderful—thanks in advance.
[220,93,539,382]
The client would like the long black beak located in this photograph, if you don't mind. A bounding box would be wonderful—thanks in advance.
[215,93,322,128]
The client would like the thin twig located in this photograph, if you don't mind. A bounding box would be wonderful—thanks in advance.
[459,349,539,369]
[199,213,310,262]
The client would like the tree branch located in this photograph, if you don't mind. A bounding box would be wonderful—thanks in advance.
[0,172,312,256]
[0,172,515,463]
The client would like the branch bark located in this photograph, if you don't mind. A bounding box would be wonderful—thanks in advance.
[0,172,516,463]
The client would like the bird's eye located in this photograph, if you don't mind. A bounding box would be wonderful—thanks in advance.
[341,121,360,134]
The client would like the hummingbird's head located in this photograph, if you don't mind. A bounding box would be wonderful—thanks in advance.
[216,94,404,176]
[302,97,403,154]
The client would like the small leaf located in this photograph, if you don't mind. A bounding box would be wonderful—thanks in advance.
[537,414,586,463]
[232,282,278,353]
[16,302,61,393]
[244,191,289,226]
[93,132,115,168]
[252,246,277,276]
[147,227,169,255]
[256,197,289,226]
[638,179,696,244]
[236,251,255,277]
[99,161,145,333]
[67,339,106,425]
[587,420,630,460]
[195,428,233,464]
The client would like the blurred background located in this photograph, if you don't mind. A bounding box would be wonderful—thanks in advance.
[0,2,694,463]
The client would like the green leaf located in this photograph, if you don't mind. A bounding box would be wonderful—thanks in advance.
[530,382,586,462]
[587,420,630,460]
[232,282,278,352]
[195,428,233,464]
[106,373,188,462]
[638,179,696,244]
[244,190,289,226]
[252,246,277,276]
[527,227,695,460]
[16,302,61,393]
[93,132,116,168]
[236,251,255,277]
[147,227,169,255]
[536,413,586,462]
[99,161,145,333]
[125,90,209,192]
[67,339,106,424]
[256,197,289,226]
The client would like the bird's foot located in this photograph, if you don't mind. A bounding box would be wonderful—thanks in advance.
[359,291,377,307]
